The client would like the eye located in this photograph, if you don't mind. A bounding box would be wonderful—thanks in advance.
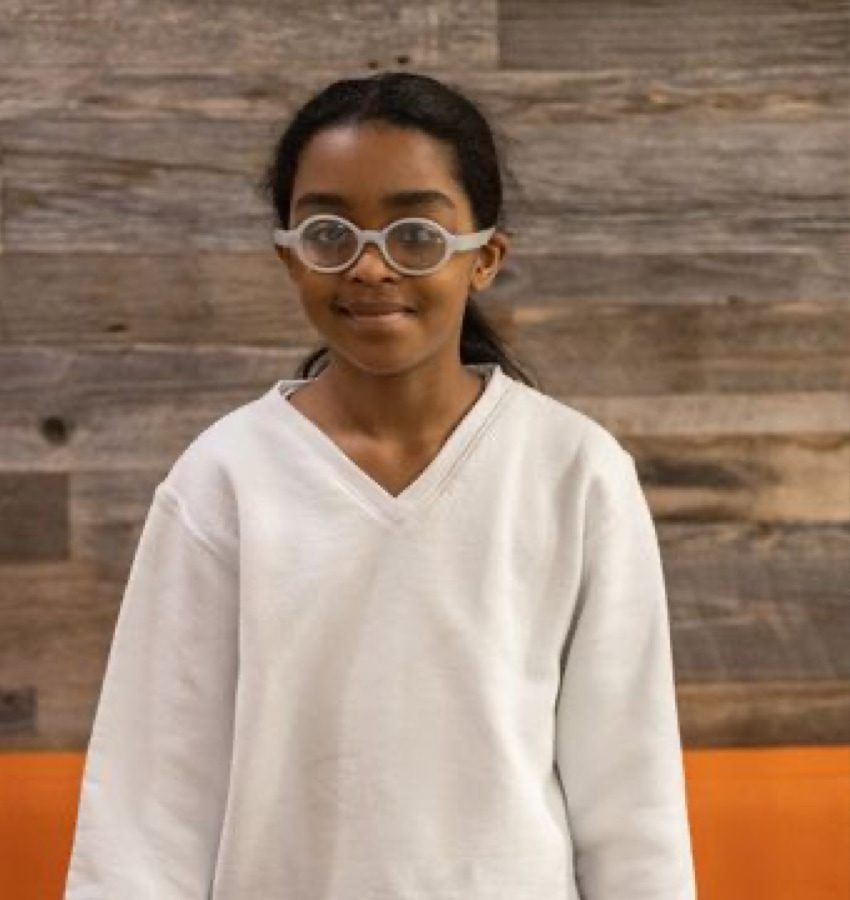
[311,222,350,243]
[393,222,443,244]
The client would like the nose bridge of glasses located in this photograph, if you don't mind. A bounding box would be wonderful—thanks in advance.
[347,228,395,271]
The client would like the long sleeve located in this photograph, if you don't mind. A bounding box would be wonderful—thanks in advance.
[555,449,697,899]
[64,483,239,899]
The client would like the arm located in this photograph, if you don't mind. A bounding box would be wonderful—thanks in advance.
[64,484,239,899]
[555,450,697,899]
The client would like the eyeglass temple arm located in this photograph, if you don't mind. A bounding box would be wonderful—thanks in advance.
[273,228,295,247]
[450,226,496,251]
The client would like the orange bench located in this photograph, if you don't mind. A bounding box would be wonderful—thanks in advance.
[2,746,848,899]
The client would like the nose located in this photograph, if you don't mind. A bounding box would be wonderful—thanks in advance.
[344,240,399,280]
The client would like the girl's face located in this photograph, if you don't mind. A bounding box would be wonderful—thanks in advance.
[275,122,508,377]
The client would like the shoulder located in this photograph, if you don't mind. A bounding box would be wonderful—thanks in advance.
[505,376,640,526]
[155,387,271,551]
[507,376,635,474]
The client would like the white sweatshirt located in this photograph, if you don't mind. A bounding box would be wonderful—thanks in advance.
[64,361,697,900]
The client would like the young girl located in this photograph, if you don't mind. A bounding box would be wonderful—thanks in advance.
[65,71,697,899]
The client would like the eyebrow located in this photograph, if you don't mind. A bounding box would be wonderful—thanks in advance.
[294,189,456,213]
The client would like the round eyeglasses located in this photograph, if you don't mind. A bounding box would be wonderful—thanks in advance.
[273,214,496,276]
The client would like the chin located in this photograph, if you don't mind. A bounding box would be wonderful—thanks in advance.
[321,345,426,377]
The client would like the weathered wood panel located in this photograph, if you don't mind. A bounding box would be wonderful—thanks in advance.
[511,300,850,394]
[566,391,850,437]
[1,50,846,125]
[0,472,67,561]
[659,520,850,681]
[0,0,847,751]
[500,1,849,73]
[635,435,849,523]
[0,559,134,750]
[678,680,850,748]
[0,1,497,70]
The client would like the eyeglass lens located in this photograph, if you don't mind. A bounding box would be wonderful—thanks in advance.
[300,218,447,271]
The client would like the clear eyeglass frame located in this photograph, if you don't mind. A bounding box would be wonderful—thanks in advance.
[272,213,496,276]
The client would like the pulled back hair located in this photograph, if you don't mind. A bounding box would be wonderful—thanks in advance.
[257,70,541,388]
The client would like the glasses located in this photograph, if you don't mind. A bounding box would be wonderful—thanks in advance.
[273,213,496,276]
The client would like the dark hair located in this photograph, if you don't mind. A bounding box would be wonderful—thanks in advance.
[257,70,541,389]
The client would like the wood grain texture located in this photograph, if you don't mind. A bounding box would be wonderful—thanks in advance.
[0,1,498,70]
[0,0,847,750]
[658,520,850,680]
[678,681,850,747]
[499,0,849,73]
[0,473,68,561]
[0,560,128,749]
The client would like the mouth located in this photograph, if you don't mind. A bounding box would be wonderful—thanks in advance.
[340,302,414,316]
[339,308,413,328]
[336,299,416,328]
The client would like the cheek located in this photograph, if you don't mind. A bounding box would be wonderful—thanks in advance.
[301,296,338,330]
[411,256,471,300]
[417,273,471,319]
[293,272,337,316]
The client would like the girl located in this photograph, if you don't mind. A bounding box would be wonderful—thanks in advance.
[65,71,697,899]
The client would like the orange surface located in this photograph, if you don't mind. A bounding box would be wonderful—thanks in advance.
[1,746,848,899]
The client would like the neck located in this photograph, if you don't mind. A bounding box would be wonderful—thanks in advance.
[313,356,486,445]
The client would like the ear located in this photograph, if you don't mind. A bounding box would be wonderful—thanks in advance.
[469,231,509,294]
[275,245,298,278]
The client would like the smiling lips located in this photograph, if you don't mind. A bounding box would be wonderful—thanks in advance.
[341,300,414,317]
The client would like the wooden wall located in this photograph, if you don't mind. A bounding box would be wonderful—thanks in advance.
[0,1,847,753]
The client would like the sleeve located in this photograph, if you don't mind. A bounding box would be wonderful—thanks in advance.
[64,483,239,899]
[555,450,697,900]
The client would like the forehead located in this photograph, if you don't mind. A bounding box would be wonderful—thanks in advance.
[291,124,468,217]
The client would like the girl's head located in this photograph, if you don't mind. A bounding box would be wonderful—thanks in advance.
[259,71,539,387]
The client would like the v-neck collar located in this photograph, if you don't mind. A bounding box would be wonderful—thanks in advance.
[259,362,513,525]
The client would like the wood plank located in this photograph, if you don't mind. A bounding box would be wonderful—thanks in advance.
[0,251,314,345]
[0,473,67,562]
[634,436,849,523]
[0,346,300,470]
[500,0,849,72]
[499,119,848,255]
[657,520,850,680]
[1,63,845,125]
[462,65,850,126]
[486,238,849,305]
[510,300,850,394]
[0,560,119,749]
[566,391,850,437]
[71,469,162,573]
[0,1,497,69]
[0,119,272,253]
[678,681,850,748]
